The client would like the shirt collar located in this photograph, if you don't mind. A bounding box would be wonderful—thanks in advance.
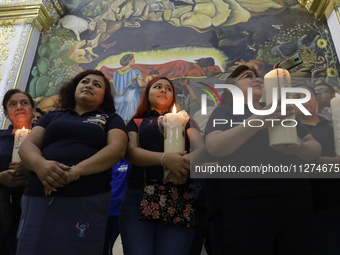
[66,108,107,115]
[317,116,331,125]
[146,109,169,117]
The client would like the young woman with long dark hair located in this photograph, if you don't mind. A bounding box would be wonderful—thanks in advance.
[120,77,205,255]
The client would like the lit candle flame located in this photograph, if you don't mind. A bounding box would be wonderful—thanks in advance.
[22,127,25,130]
[172,105,177,113]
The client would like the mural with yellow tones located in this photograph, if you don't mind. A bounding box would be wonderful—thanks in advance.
[26,0,340,121]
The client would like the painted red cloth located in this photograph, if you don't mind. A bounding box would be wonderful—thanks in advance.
[99,60,222,80]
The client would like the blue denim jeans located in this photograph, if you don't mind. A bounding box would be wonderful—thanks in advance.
[119,187,195,255]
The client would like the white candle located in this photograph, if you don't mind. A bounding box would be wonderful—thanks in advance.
[264,68,298,146]
[162,105,189,179]
[12,127,30,162]
[331,93,340,155]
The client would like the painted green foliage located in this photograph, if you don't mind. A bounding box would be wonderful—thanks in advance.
[29,35,72,98]
[256,22,339,86]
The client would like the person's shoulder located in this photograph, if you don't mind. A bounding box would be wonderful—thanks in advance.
[103,112,123,121]
[42,109,66,118]
[0,126,12,136]
[211,104,233,115]
[47,109,67,113]
[317,116,333,129]
[111,112,124,120]
[318,116,332,124]
[131,68,142,74]
[126,118,139,132]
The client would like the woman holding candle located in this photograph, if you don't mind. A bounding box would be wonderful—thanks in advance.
[0,89,34,255]
[16,70,128,255]
[204,65,321,255]
[293,84,340,255]
[120,77,205,255]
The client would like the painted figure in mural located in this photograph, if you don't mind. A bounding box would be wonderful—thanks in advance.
[113,54,147,121]
[144,70,159,83]
[0,89,34,255]
[16,70,128,255]
[174,78,201,113]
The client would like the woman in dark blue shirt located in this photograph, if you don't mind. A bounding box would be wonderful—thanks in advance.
[120,77,205,255]
[0,89,34,255]
[204,65,321,255]
[17,70,128,255]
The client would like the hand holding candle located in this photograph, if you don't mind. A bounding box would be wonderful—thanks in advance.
[12,127,30,162]
[159,105,190,179]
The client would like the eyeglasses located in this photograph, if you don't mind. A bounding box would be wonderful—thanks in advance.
[236,71,263,83]
[315,88,329,94]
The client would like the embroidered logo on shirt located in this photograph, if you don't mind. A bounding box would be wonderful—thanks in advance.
[118,164,128,172]
[83,114,108,129]
[76,222,89,238]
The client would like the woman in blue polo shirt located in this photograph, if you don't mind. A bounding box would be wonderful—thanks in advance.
[0,89,34,255]
[119,77,205,255]
[17,70,128,255]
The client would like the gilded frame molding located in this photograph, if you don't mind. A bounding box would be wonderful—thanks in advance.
[298,0,332,20]
[335,4,340,25]
[0,0,62,32]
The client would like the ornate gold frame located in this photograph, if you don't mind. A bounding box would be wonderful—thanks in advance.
[335,4,340,25]
[0,0,63,32]
[298,0,340,20]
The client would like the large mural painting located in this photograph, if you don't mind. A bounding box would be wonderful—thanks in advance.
[26,0,340,121]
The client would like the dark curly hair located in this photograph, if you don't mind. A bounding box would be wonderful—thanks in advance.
[58,69,115,112]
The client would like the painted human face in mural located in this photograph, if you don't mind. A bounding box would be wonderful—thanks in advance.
[4,93,34,129]
[74,74,106,110]
[235,71,263,102]
[149,79,174,113]
[129,57,136,66]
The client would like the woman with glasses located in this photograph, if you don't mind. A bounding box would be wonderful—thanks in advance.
[204,65,321,255]
[314,82,336,121]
